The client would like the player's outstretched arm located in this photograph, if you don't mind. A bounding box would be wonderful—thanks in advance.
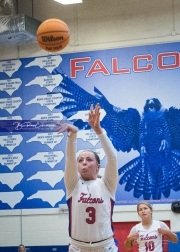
[89,104,118,194]
[56,123,78,195]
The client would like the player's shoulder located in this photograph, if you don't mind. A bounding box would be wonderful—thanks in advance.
[158,220,169,229]
[153,220,160,225]
[152,220,169,229]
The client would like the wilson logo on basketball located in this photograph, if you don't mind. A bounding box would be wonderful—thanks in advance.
[42,36,64,42]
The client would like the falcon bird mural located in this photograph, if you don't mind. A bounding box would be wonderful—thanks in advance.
[53,70,180,200]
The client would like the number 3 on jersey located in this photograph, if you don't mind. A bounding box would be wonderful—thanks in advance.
[86,207,95,224]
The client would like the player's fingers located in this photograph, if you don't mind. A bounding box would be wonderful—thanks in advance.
[95,103,100,113]
[56,124,68,133]
[90,104,94,113]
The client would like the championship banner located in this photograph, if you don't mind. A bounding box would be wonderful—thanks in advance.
[0,42,180,209]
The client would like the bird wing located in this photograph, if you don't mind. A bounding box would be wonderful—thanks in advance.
[53,70,140,152]
[166,106,180,150]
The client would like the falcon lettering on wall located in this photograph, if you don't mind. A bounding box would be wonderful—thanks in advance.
[53,70,180,200]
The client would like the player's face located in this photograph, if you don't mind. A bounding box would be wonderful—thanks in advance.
[138,204,152,220]
[77,151,100,180]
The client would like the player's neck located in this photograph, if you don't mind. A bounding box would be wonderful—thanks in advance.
[142,219,153,228]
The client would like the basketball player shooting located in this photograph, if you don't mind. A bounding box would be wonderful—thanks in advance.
[56,103,119,252]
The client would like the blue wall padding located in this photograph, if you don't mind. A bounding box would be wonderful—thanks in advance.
[168,232,180,252]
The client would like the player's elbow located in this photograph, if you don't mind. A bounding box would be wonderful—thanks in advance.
[170,234,178,243]
[173,236,178,243]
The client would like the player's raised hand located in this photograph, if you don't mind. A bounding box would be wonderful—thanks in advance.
[88,104,103,135]
[56,123,78,137]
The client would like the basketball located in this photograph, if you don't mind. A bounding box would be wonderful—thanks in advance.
[36,18,70,52]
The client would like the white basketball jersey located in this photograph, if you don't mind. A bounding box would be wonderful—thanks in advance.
[135,220,165,252]
[67,178,115,242]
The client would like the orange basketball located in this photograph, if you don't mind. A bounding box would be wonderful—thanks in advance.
[36,18,70,52]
